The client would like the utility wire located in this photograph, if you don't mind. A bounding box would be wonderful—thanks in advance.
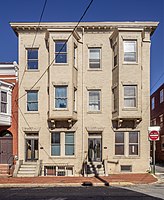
[17,0,94,101]
[19,0,48,88]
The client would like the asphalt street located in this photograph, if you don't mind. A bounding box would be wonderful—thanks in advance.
[0,186,163,200]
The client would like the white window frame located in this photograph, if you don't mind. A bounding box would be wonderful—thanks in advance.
[26,90,38,112]
[123,40,137,63]
[89,47,101,69]
[0,90,7,113]
[27,48,38,70]
[88,89,101,112]
[54,86,68,109]
[123,85,137,108]
[54,40,67,64]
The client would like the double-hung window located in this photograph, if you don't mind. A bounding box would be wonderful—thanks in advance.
[55,86,67,109]
[65,133,74,156]
[27,91,38,111]
[123,40,137,62]
[88,90,100,111]
[89,48,101,69]
[129,132,139,155]
[55,41,67,63]
[51,132,60,156]
[124,85,137,108]
[27,49,38,70]
[0,91,7,113]
[115,132,124,155]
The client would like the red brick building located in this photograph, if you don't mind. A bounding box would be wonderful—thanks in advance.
[0,62,18,176]
[150,83,164,162]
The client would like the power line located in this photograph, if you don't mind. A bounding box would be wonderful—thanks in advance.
[17,0,94,101]
[19,0,48,88]
[150,71,164,93]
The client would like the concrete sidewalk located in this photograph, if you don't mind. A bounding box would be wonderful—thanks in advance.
[0,173,158,187]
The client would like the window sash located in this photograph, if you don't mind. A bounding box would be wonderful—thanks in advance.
[129,132,139,155]
[27,49,38,69]
[27,91,38,111]
[89,90,100,111]
[89,48,101,68]
[124,86,137,108]
[124,41,137,62]
[65,133,74,156]
[55,86,67,109]
[55,41,67,63]
[51,133,60,156]
[115,132,124,155]
[160,89,164,103]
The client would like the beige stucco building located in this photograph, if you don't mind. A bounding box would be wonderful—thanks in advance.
[11,21,158,177]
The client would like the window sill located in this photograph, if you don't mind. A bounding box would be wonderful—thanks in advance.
[25,111,39,114]
[113,156,140,159]
[87,68,102,71]
[53,63,69,66]
[26,69,40,72]
[122,108,138,111]
[53,108,69,111]
[123,62,138,65]
[87,111,102,114]
[49,156,76,159]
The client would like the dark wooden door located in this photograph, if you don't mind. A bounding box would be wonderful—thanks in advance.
[0,137,13,164]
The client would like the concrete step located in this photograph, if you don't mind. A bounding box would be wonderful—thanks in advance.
[17,174,35,177]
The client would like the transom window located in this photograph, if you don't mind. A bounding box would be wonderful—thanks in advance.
[89,48,101,68]
[27,49,38,70]
[27,91,38,111]
[55,86,67,109]
[0,91,7,113]
[88,90,100,111]
[123,40,137,62]
[124,85,137,108]
[55,41,67,63]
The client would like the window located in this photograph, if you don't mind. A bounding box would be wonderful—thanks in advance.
[0,91,7,113]
[160,89,164,103]
[27,91,38,111]
[151,97,155,110]
[123,40,137,62]
[27,49,38,70]
[88,90,100,111]
[129,132,139,155]
[113,44,118,67]
[74,44,77,67]
[159,114,163,128]
[51,132,60,156]
[115,131,139,156]
[55,86,67,109]
[115,132,124,155]
[112,88,117,111]
[89,48,101,68]
[73,88,77,112]
[55,41,67,63]
[161,136,164,151]
[65,133,74,155]
[124,85,137,108]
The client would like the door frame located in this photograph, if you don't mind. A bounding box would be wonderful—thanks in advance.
[88,133,102,162]
[25,138,39,162]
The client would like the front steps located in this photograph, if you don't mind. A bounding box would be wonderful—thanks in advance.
[16,162,37,177]
[86,162,105,177]
[0,164,11,177]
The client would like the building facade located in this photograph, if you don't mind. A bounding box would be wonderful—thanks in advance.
[151,83,164,162]
[0,62,18,176]
[11,21,158,176]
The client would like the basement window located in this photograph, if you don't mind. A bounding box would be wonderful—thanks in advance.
[121,165,132,172]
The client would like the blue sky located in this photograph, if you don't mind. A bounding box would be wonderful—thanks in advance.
[0,0,163,93]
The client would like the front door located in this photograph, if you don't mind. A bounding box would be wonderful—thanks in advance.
[0,131,13,164]
[88,138,102,162]
[26,139,38,161]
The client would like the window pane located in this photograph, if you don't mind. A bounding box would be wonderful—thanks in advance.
[129,132,138,143]
[28,49,38,59]
[51,133,60,156]
[124,41,136,62]
[28,61,38,69]
[65,133,74,156]
[65,145,74,155]
[129,145,138,155]
[51,145,60,156]
[124,98,136,107]
[27,49,38,69]
[89,48,100,68]
[115,145,124,155]
[55,54,67,63]
[27,91,38,111]
[55,41,66,52]
[124,86,135,96]
[89,90,100,111]
[115,132,124,143]
[1,103,7,113]
[65,133,74,143]
[1,91,7,102]
[55,87,67,108]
